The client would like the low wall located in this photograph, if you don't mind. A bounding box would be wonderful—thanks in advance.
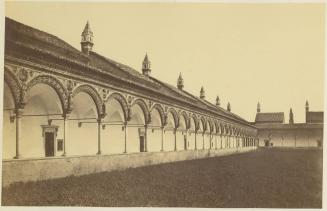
[2,147,257,187]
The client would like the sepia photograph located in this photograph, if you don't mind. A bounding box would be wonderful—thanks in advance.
[1,1,325,209]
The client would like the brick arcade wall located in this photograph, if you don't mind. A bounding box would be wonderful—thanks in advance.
[2,147,257,187]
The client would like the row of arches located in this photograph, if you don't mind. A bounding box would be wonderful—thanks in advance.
[3,70,257,159]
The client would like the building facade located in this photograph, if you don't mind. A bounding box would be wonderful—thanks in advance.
[255,102,324,147]
[2,18,259,185]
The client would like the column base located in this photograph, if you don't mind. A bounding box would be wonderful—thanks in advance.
[13,155,21,159]
[96,151,102,155]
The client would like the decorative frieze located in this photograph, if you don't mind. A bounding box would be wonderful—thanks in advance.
[4,62,257,137]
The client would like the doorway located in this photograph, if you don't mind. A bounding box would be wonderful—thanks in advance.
[42,124,58,157]
[140,136,145,152]
[184,135,187,150]
[45,132,55,157]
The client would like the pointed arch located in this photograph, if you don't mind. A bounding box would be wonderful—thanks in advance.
[132,98,150,124]
[72,84,102,118]
[4,69,21,107]
[150,103,165,126]
[167,108,179,128]
[106,92,129,122]
[27,75,68,113]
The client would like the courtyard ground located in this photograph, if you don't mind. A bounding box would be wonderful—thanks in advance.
[1,148,322,208]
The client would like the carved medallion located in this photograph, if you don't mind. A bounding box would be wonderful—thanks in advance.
[18,68,29,82]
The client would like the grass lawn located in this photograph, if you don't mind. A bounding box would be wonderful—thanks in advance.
[2,148,322,208]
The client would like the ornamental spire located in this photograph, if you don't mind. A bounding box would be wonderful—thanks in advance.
[81,20,94,55]
[177,72,184,90]
[142,53,151,76]
[305,100,309,112]
[289,108,294,124]
[257,102,261,113]
[227,102,231,112]
[216,95,220,107]
[200,86,205,99]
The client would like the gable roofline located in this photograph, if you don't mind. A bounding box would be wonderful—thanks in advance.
[255,112,285,123]
[5,16,256,129]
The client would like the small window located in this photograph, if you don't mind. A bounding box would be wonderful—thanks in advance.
[57,139,63,151]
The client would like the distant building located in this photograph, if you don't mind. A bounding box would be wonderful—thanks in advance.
[254,101,323,147]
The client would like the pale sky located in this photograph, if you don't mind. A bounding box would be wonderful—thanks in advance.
[5,2,325,123]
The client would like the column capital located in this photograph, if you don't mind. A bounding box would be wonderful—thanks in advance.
[62,113,70,119]
[173,127,177,134]
[15,108,24,117]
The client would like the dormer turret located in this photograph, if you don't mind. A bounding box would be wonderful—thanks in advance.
[200,86,205,99]
[257,102,261,113]
[216,96,220,107]
[81,21,94,55]
[177,73,184,90]
[142,53,151,76]
[289,108,294,124]
[227,102,231,112]
[305,100,309,112]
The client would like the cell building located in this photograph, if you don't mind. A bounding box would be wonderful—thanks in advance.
[3,18,259,185]
[254,102,323,147]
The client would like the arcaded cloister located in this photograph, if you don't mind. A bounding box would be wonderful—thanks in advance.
[3,17,257,160]
[3,66,258,159]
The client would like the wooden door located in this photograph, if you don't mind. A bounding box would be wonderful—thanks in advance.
[184,135,187,150]
[140,136,145,152]
[45,132,55,157]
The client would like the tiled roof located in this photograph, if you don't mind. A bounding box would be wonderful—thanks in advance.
[5,17,254,127]
[306,111,324,123]
[255,112,285,123]
[256,123,323,130]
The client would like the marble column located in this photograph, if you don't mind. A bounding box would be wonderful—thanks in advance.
[62,113,69,156]
[124,122,128,153]
[174,128,177,151]
[145,125,148,152]
[14,108,23,159]
[195,131,197,150]
[202,133,205,150]
[161,126,164,151]
[97,118,102,155]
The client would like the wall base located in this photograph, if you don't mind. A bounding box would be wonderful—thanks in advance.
[2,147,257,187]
